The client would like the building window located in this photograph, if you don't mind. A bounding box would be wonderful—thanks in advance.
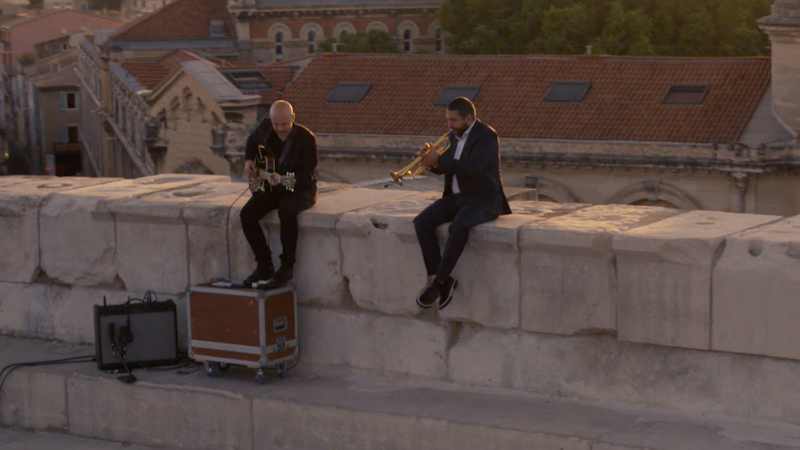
[662,84,708,105]
[60,92,78,110]
[275,32,284,59]
[403,29,411,52]
[308,31,316,54]
[67,125,79,143]
[435,29,442,52]
[544,81,592,102]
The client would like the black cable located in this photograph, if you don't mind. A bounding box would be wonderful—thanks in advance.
[0,355,95,404]
[226,186,250,280]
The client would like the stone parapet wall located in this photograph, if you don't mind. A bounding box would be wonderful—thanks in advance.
[2,174,799,425]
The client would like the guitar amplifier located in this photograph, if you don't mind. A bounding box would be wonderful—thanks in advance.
[94,297,180,371]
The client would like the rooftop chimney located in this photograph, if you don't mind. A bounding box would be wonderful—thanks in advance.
[759,0,800,136]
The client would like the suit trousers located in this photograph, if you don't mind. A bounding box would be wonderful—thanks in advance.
[240,189,314,267]
[413,195,497,281]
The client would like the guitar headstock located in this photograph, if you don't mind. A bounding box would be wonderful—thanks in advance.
[283,172,297,192]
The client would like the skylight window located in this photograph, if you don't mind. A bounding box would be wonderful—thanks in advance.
[434,86,480,106]
[663,84,708,105]
[227,70,271,90]
[544,81,591,102]
[327,83,371,103]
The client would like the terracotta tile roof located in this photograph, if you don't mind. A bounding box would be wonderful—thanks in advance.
[220,67,295,105]
[283,53,771,144]
[111,0,234,40]
[120,49,205,89]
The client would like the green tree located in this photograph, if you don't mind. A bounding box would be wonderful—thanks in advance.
[317,30,400,53]
[438,0,771,56]
[590,1,655,55]
[531,3,592,54]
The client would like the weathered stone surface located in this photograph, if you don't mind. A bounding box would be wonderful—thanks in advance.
[447,325,800,425]
[612,210,780,350]
[504,186,539,201]
[39,175,216,287]
[0,178,116,283]
[339,197,588,323]
[110,176,230,294]
[712,215,800,360]
[337,192,442,316]
[298,306,450,379]
[0,370,67,431]
[183,181,355,286]
[254,397,590,450]
[0,282,183,346]
[67,374,252,450]
[519,205,681,336]
[266,188,419,306]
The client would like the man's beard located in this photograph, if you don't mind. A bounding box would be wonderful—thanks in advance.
[452,124,468,137]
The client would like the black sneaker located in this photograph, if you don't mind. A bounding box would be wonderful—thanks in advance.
[416,284,440,309]
[261,264,293,289]
[437,277,458,310]
[244,263,274,286]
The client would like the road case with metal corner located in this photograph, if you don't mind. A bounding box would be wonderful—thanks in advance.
[186,283,298,384]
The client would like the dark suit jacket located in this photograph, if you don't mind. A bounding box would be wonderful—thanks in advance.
[430,119,512,217]
[245,119,318,202]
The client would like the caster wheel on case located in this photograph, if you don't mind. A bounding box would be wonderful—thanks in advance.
[219,363,230,372]
[204,362,220,378]
[255,369,265,385]
[277,363,287,379]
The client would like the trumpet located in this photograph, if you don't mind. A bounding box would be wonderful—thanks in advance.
[389,133,451,186]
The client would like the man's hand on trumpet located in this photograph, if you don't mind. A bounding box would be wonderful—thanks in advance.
[415,142,441,169]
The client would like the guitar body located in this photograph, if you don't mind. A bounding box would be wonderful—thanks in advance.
[249,145,297,193]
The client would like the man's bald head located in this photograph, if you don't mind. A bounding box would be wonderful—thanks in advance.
[270,100,295,141]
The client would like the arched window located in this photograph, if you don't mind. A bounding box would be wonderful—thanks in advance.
[403,29,411,52]
[308,31,316,54]
[275,32,284,59]
[340,30,348,38]
[435,29,442,52]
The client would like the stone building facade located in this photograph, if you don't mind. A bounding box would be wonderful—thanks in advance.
[229,0,444,63]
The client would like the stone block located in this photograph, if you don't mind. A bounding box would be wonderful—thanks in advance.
[519,205,681,336]
[0,369,67,431]
[39,175,217,287]
[612,210,780,350]
[0,282,184,345]
[298,306,450,379]
[447,325,800,425]
[339,197,587,324]
[266,188,419,306]
[712,215,800,360]
[504,186,538,201]
[0,177,116,283]
[67,373,252,450]
[254,398,590,450]
[337,192,442,316]
[110,176,231,294]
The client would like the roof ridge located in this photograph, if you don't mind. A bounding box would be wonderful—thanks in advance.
[111,0,190,40]
[2,8,123,28]
[315,52,770,62]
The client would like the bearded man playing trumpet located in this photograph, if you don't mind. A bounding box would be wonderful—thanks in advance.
[412,97,512,310]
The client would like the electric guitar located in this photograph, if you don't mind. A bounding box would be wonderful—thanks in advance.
[249,144,297,193]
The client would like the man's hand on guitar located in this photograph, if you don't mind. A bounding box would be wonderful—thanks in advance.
[244,160,256,179]
[267,172,281,186]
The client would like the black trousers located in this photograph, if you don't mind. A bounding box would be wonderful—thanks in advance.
[240,189,314,267]
[413,195,497,282]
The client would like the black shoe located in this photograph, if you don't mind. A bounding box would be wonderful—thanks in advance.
[262,264,293,289]
[245,263,274,286]
[437,277,458,310]
[416,283,439,309]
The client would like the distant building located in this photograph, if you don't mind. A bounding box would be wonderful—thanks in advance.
[229,0,444,63]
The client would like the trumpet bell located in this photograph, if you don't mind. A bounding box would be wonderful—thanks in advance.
[388,132,450,186]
